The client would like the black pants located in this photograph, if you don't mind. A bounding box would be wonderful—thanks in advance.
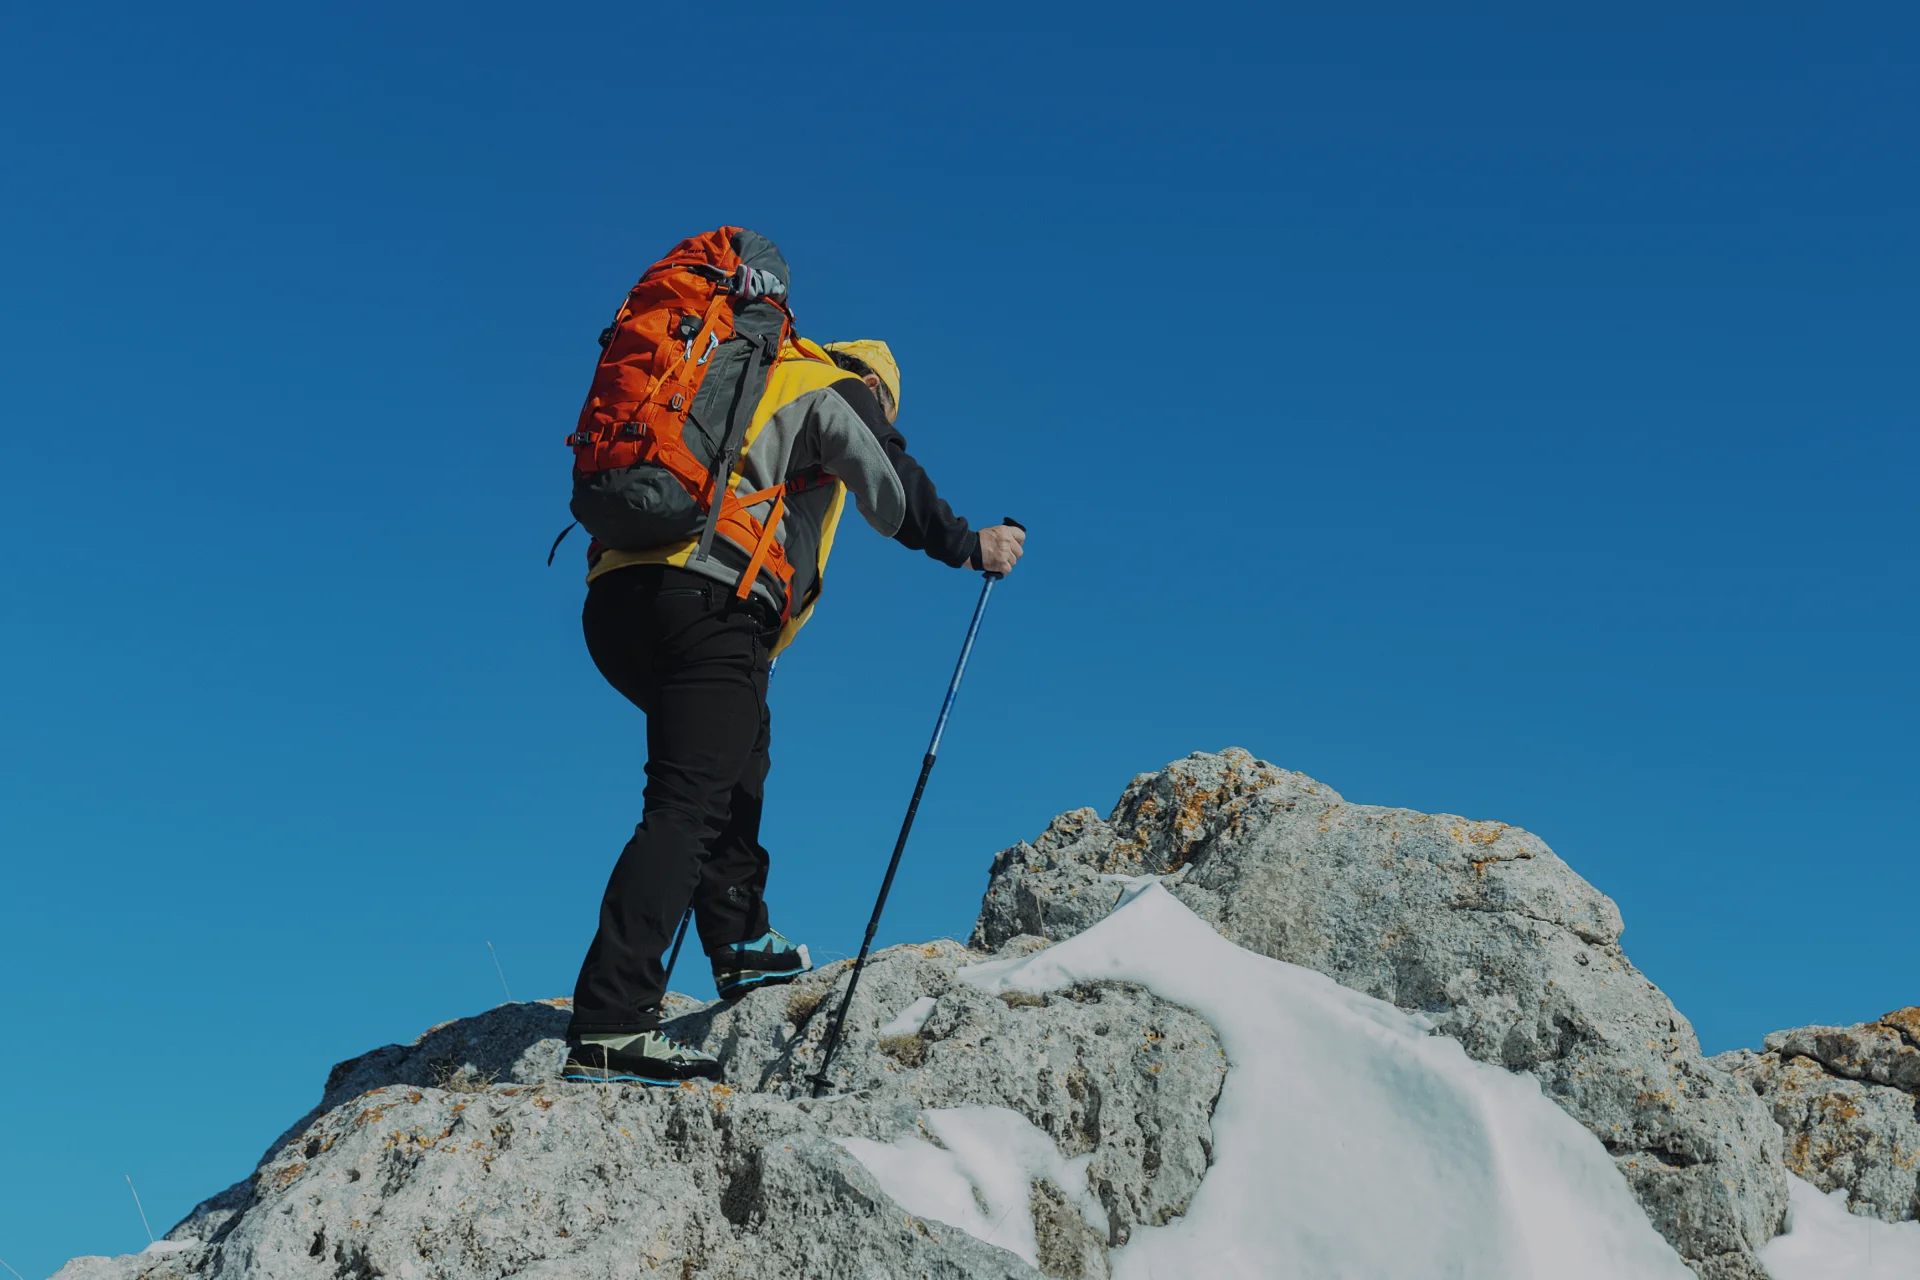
[568,564,779,1035]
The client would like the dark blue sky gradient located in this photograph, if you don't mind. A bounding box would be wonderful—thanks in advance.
[2,4,1915,1274]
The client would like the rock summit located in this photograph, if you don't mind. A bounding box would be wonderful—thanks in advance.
[53,750,1913,1280]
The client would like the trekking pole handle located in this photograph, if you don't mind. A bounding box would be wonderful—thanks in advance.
[983,517,1025,581]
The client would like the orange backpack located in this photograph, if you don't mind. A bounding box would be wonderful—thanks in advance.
[563,227,805,613]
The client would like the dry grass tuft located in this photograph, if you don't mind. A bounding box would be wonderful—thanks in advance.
[878,1034,928,1068]
[999,990,1048,1009]
[430,1062,500,1094]
[786,983,832,1027]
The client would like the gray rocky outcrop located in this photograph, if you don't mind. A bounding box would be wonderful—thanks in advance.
[58,748,1815,1280]
[1715,1008,1920,1224]
[161,996,642,1247]
[56,938,1223,1280]
[973,749,1788,1279]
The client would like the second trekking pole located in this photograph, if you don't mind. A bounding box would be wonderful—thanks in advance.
[807,518,1024,1098]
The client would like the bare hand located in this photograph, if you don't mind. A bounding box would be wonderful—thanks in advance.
[976,523,1026,576]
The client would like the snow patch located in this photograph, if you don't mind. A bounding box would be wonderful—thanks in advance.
[836,1106,1106,1268]
[1759,1174,1920,1279]
[960,883,1695,1280]
[1097,871,1164,908]
[877,995,938,1038]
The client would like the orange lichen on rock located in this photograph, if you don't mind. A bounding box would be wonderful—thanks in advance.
[1878,1007,1920,1045]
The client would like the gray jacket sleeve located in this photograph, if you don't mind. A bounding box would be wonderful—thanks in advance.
[804,385,907,536]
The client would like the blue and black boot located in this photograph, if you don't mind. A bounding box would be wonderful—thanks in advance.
[562,1025,722,1085]
[711,929,812,1001]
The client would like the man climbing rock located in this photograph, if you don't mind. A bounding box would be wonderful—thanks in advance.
[559,229,1024,1085]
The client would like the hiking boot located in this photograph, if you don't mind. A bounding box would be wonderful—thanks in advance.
[711,929,812,1001]
[561,1030,721,1085]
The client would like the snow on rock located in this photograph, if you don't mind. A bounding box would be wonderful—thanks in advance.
[976,748,1789,1278]
[875,993,939,1038]
[1759,1174,1920,1279]
[838,1106,1108,1269]
[964,882,1696,1279]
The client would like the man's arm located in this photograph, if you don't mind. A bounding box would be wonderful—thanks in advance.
[826,378,981,570]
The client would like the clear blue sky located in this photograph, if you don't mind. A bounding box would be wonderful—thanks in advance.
[2,4,1914,1274]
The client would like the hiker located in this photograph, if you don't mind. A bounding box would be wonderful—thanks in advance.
[559,228,1025,1084]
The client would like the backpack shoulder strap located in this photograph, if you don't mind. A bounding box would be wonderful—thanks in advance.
[690,328,785,567]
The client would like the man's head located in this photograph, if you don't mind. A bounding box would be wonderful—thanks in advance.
[823,340,901,424]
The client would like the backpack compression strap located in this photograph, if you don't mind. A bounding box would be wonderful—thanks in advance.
[732,484,789,608]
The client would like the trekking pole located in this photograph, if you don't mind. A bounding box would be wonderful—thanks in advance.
[661,908,692,989]
[808,518,1025,1098]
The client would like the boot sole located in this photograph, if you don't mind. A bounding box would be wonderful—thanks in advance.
[715,965,810,1003]
[559,1071,704,1087]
